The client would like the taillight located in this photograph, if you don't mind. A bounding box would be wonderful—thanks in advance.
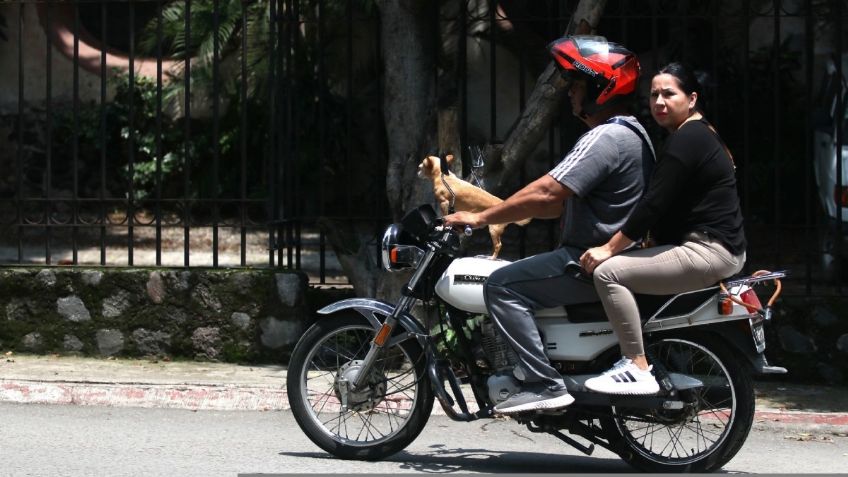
[835,185,848,208]
[740,288,762,314]
[718,293,734,315]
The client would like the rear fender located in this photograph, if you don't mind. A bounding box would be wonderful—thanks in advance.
[317,298,429,348]
[650,323,786,375]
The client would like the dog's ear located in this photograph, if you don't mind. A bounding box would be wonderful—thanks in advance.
[425,156,440,172]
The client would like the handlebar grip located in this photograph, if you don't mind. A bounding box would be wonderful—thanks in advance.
[464,225,473,236]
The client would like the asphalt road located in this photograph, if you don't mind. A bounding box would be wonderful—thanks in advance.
[1,402,845,476]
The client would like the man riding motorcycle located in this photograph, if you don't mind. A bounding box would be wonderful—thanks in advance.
[443,35,655,414]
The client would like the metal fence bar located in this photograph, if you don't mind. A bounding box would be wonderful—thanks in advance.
[44,2,52,265]
[835,0,844,293]
[72,2,80,265]
[155,0,164,266]
[345,0,353,217]
[268,0,278,267]
[742,0,751,273]
[804,0,814,294]
[212,0,220,268]
[16,0,24,264]
[99,1,107,266]
[489,0,496,141]
[772,0,782,270]
[128,1,136,266]
[459,0,468,179]
[240,0,248,268]
[183,0,192,267]
[318,0,326,282]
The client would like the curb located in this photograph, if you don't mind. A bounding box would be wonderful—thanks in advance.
[3,379,848,427]
[1,380,288,412]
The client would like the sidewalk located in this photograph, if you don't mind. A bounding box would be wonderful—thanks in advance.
[2,353,847,428]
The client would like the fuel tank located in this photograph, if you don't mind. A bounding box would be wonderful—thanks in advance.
[434,256,511,313]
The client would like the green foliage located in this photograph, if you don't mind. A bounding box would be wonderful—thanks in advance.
[430,311,485,359]
[129,0,385,217]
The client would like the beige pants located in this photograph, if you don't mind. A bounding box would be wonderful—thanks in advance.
[593,231,746,356]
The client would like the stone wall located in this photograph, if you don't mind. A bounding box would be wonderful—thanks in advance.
[1,266,847,385]
[0,267,352,363]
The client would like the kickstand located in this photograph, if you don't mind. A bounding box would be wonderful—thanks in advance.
[527,423,594,455]
[550,429,595,455]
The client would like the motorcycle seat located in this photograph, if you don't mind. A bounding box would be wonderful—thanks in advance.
[563,286,719,323]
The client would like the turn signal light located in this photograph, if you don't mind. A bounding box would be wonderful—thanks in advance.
[374,323,393,346]
[718,294,733,315]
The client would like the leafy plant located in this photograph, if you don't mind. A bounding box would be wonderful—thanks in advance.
[430,311,485,359]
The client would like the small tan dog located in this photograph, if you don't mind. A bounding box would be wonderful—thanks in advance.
[418,154,530,259]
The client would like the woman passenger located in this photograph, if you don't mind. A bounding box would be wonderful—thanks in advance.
[579,62,747,394]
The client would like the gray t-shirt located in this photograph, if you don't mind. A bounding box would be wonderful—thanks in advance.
[548,115,654,250]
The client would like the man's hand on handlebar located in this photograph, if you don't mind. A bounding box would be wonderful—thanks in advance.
[442,211,484,233]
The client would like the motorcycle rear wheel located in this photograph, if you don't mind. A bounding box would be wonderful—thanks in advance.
[286,314,434,460]
[602,334,755,473]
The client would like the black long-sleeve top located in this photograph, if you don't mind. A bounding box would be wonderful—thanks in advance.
[620,119,747,255]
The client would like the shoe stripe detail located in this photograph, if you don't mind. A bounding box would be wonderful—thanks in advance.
[624,371,636,382]
[614,372,629,383]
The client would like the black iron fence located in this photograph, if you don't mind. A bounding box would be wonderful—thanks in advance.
[0,0,845,296]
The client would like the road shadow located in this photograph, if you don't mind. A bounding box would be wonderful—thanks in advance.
[280,446,636,474]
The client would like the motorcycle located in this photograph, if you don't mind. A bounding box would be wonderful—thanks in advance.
[286,203,787,472]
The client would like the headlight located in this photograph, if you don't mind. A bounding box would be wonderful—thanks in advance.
[381,224,425,271]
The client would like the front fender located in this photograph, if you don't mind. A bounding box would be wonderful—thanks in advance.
[317,298,429,343]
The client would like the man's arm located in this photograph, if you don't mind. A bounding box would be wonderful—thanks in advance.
[443,175,573,229]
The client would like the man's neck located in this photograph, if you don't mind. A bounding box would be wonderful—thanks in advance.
[584,107,630,128]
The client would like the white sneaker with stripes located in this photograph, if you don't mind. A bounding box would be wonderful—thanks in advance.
[584,357,660,395]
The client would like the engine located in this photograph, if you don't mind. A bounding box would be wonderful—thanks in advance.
[476,317,522,404]
[480,319,518,371]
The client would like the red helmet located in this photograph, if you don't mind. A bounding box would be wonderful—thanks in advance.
[548,35,640,116]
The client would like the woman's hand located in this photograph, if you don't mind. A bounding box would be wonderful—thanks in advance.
[443,211,484,230]
[580,231,636,274]
[580,245,614,274]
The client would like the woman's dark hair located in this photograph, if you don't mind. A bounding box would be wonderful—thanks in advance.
[658,62,707,113]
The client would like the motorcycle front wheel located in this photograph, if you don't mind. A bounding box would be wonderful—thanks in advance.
[286,314,434,460]
[603,334,755,473]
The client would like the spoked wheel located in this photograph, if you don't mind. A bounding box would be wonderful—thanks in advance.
[286,314,434,460]
[603,335,755,472]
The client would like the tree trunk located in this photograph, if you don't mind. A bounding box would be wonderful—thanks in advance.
[377,0,439,221]
[323,0,439,302]
[487,0,609,197]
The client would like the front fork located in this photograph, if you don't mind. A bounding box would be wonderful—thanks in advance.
[349,294,418,392]
[349,244,441,391]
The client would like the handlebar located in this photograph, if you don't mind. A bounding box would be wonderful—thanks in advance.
[433,220,474,237]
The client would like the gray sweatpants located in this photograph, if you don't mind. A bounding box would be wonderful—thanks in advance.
[484,246,599,389]
[593,231,746,356]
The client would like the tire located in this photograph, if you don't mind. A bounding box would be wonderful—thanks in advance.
[286,314,434,460]
[602,333,755,473]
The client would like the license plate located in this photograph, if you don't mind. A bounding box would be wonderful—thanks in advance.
[750,318,766,353]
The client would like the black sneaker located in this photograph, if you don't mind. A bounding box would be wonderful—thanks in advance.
[493,385,575,414]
